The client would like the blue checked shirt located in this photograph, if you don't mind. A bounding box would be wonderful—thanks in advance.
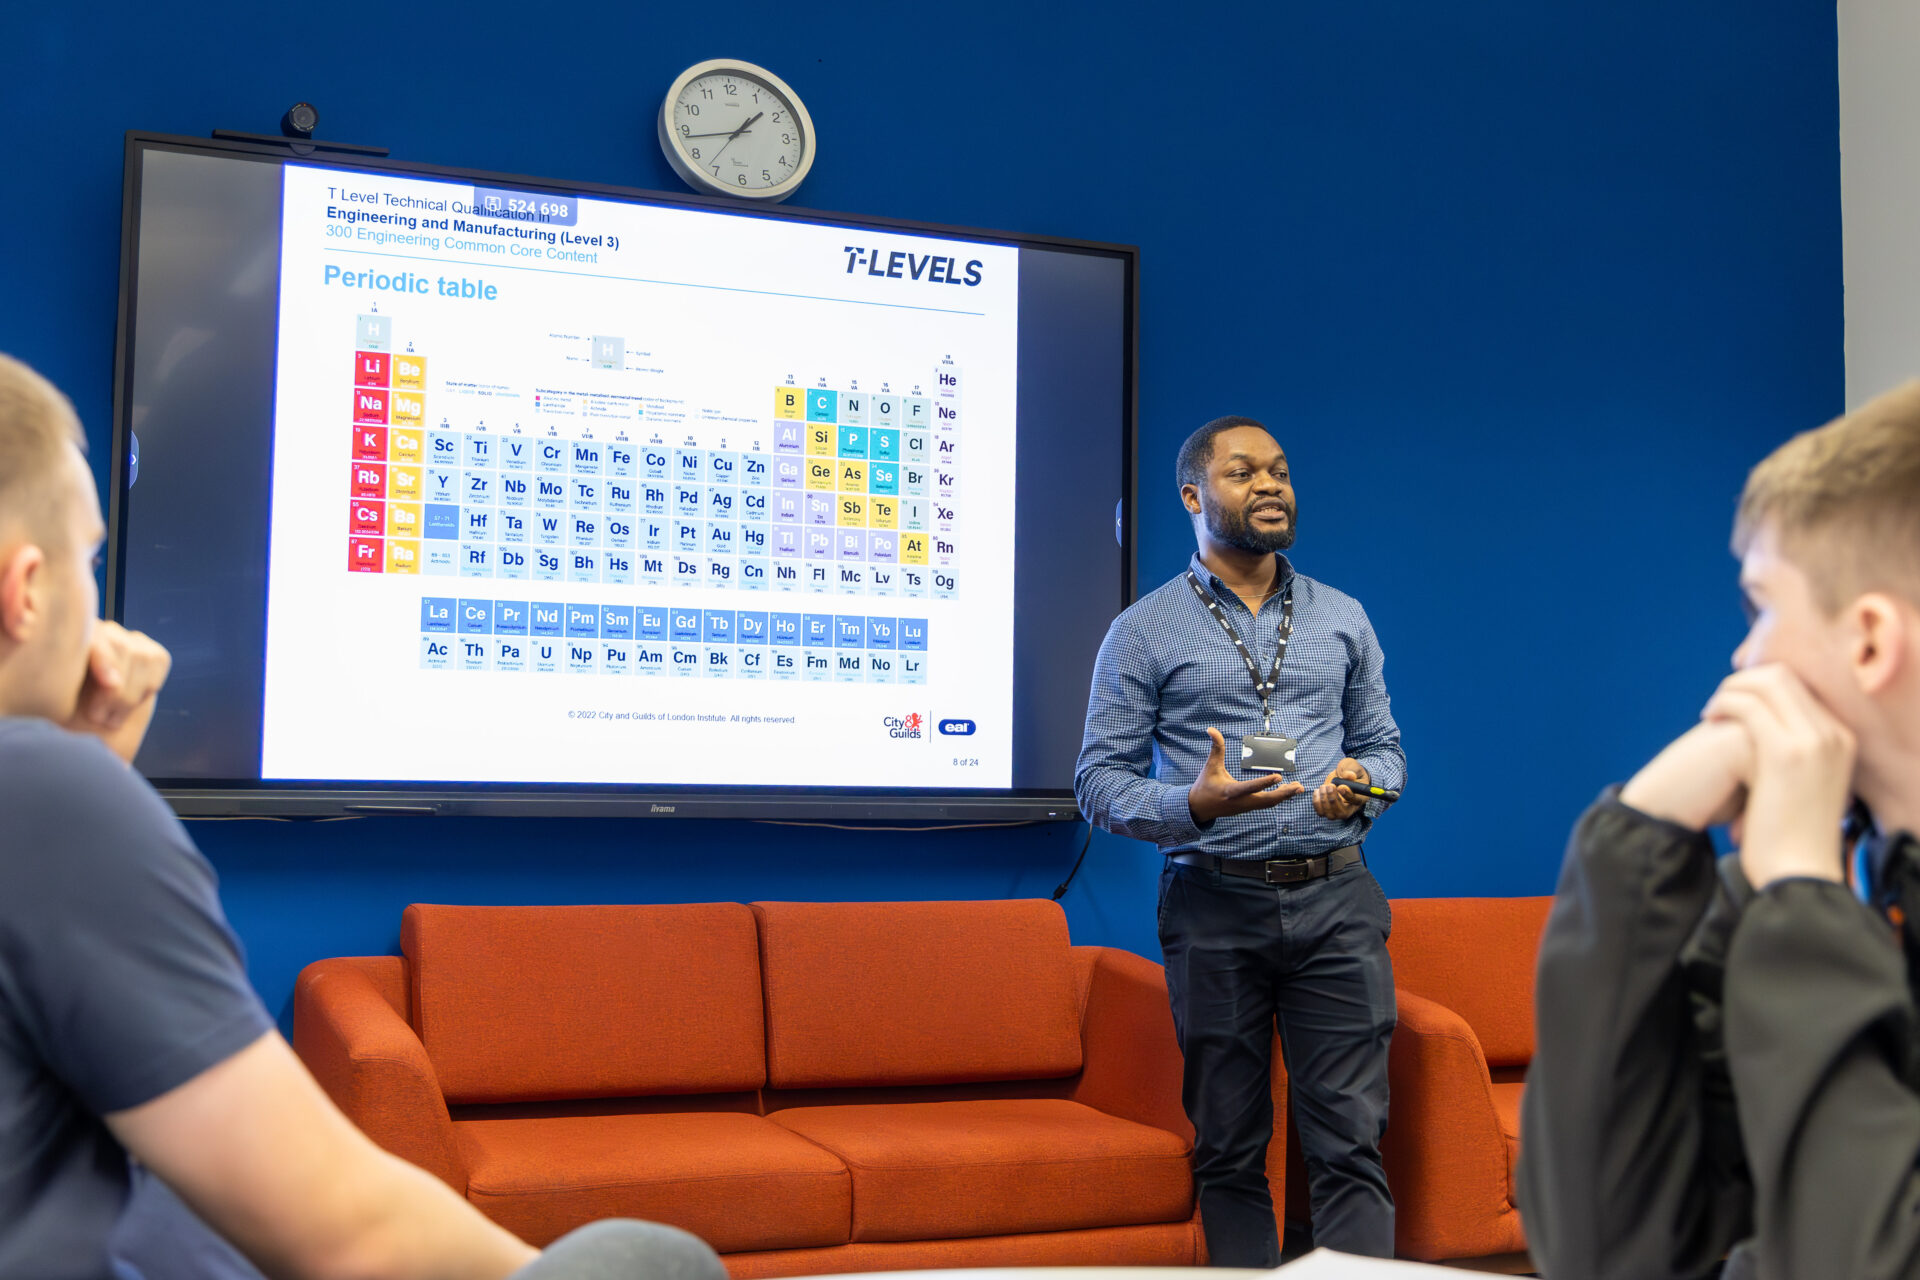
[1075,553,1406,859]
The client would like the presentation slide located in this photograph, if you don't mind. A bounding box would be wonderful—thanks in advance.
[259,165,1020,787]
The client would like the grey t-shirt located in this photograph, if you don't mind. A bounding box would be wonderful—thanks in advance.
[0,718,272,1280]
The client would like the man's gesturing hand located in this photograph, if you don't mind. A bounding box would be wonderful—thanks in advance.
[1313,758,1371,820]
[1702,664,1856,890]
[66,620,172,765]
[1188,726,1304,825]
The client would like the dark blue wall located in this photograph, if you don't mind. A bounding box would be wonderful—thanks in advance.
[1,1,1840,1028]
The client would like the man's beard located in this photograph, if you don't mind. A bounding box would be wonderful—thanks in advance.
[1205,497,1297,553]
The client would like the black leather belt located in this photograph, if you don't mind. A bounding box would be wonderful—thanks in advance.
[1171,846,1362,885]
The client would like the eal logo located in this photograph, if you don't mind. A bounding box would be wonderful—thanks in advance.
[883,712,925,740]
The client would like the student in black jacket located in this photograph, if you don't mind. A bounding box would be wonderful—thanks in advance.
[1519,380,1920,1280]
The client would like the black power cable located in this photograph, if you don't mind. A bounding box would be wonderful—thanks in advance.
[1052,820,1094,900]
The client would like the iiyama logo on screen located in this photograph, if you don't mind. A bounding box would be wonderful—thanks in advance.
[883,713,926,740]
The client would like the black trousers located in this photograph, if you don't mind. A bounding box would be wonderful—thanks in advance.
[1158,854,1397,1265]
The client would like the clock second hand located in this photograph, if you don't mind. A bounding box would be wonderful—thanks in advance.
[704,111,764,169]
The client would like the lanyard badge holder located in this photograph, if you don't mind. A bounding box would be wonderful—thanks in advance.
[1186,570,1297,775]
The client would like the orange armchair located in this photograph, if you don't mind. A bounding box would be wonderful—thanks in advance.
[1380,896,1550,1262]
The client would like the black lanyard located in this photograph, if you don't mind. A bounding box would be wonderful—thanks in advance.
[1186,569,1294,732]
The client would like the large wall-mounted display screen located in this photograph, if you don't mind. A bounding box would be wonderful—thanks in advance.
[110,134,1135,819]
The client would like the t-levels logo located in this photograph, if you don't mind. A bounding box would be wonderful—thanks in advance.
[882,711,925,740]
[842,246,983,287]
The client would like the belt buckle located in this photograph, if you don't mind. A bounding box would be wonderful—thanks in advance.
[1263,860,1309,885]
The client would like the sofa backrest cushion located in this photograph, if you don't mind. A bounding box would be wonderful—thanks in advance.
[1385,896,1551,1068]
[752,899,1084,1088]
[402,902,766,1104]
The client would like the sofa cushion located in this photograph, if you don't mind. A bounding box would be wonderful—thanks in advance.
[1386,897,1551,1068]
[456,1112,851,1251]
[752,900,1083,1088]
[767,1099,1192,1242]
[403,903,765,1104]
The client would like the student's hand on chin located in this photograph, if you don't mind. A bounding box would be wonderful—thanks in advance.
[1620,718,1753,832]
[65,621,172,752]
[1703,664,1856,890]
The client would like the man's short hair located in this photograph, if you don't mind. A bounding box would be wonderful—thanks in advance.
[1177,415,1270,492]
[1734,380,1920,610]
[0,354,85,543]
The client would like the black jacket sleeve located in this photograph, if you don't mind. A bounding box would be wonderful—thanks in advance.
[1518,793,1753,1280]
[1723,879,1920,1279]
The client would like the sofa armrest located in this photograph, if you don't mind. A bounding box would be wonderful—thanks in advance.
[292,957,466,1193]
[1384,988,1519,1260]
[1067,945,1193,1142]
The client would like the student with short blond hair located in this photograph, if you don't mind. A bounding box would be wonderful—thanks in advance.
[0,352,722,1280]
[1520,381,1920,1280]
[1734,381,1920,584]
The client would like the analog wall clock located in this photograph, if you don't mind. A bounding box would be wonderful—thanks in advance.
[658,59,816,203]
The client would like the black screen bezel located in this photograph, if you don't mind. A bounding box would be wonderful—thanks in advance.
[108,131,1138,821]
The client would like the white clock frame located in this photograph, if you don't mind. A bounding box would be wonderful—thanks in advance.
[657,58,816,203]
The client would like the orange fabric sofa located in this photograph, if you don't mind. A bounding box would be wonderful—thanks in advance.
[1278,896,1549,1262]
[1378,896,1551,1261]
[293,899,1224,1276]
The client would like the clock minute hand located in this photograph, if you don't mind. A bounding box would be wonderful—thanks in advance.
[684,117,761,139]
[705,111,765,169]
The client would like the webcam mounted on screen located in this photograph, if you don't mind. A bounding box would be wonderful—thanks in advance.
[210,102,390,159]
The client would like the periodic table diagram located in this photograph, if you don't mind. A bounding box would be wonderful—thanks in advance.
[344,312,967,681]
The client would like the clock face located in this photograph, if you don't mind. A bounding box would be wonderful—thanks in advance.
[668,68,808,196]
